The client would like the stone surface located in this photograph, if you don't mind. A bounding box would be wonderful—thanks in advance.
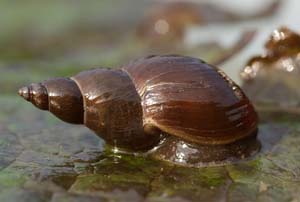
[1,95,300,202]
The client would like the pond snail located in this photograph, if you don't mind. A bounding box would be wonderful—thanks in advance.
[19,55,259,166]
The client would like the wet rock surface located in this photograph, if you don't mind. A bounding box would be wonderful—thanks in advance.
[1,96,300,202]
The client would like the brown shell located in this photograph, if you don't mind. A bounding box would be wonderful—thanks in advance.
[42,78,84,124]
[71,68,161,150]
[19,55,258,150]
[123,55,257,145]
[18,78,84,124]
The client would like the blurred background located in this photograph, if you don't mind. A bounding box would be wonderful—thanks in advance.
[0,0,298,94]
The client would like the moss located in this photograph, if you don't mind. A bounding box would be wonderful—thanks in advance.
[196,167,227,187]
[71,172,150,196]
[0,169,27,189]
[226,158,262,184]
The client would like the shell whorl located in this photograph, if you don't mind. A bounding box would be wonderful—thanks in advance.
[18,83,49,110]
[71,68,161,151]
[19,78,84,124]
[123,55,258,145]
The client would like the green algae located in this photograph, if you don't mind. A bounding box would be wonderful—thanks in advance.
[0,169,27,189]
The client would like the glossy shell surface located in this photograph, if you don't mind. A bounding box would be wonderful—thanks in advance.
[71,68,161,150]
[19,55,258,150]
[123,55,257,145]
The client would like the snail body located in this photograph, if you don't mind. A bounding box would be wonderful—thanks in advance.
[19,55,259,165]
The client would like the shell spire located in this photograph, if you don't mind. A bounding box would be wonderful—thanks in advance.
[18,78,84,124]
[18,83,49,110]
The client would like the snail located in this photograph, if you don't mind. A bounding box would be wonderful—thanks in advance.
[241,27,300,114]
[19,55,259,166]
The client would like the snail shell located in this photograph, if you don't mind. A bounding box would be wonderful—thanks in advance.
[19,55,258,155]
